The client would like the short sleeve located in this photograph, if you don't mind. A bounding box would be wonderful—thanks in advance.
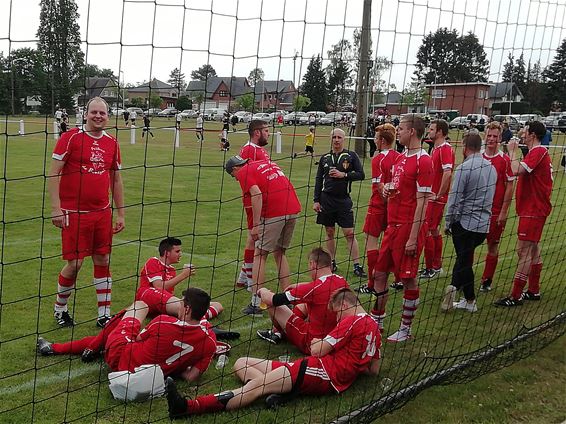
[113,142,122,170]
[237,166,257,194]
[417,155,434,192]
[52,132,72,161]
[503,154,516,181]
[521,147,547,174]
[286,281,315,304]
[371,156,382,183]
[143,258,164,284]
[323,318,352,351]
[440,145,454,170]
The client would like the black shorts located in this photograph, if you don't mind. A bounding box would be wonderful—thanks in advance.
[305,145,314,153]
[316,194,354,228]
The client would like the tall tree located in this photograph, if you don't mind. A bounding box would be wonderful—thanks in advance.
[415,28,488,83]
[236,92,255,111]
[293,94,311,112]
[83,64,115,79]
[0,54,10,114]
[543,37,566,110]
[502,53,514,81]
[524,60,549,113]
[352,29,392,98]
[301,55,328,111]
[6,48,46,114]
[514,53,527,94]
[168,67,186,90]
[37,0,85,113]
[326,39,353,107]
[190,64,217,81]
[248,67,265,87]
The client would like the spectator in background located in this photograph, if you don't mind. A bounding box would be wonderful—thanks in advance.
[123,110,130,127]
[231,113,239,132]
[541,128,552,146]
[501,122,513,143]
[130,109,137,126]
[195,113,204,142]
[142,114,154,138]
[175,111,182,130]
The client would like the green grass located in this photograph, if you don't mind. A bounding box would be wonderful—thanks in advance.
[0,116,565,423]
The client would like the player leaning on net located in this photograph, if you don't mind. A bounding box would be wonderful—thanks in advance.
[478,121,515,292]
[236,120,272,291]
[37,288,217,383]
[358,123,401,295]
[313,128,366,277]
[495,121,553,307]
[420,119,455,279]
[48,97,125,329]
[369,115,433,343]
[255,247,349,351]
[225,155,301,317]
[165,287,380,418]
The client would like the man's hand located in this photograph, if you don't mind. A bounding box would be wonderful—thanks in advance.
[51,208,65,229]
[404,238,417,256]
[496,211,508,227]
[113,216,125,234]
[313,202,322,213]
[507,139,519,156]
[257,287,274,307]
[181,264,196,278]
[328,168,345,179]
[250,225,260,241]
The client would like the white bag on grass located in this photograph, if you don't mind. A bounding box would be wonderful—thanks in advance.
[108,364,165,402]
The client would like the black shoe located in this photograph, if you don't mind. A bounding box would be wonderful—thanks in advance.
[37,337,54,356]
[331,260,338,273]
[293,153,298,158]
[353,264,367,278]
[242,304,263,317]
[357,285,377,295]
[479,278,492,292]
[390,281,404,290]
[419,269,434,279]
[165,377,189,419]
[256,329,282,345]
[81,348,99,363]
[314,161,319,165]
[212,327,241,340]
[494,296,523,307]
[54,311,75,327]
[521,291,541,301]
[96,315,111,328]
[266,394,286,409]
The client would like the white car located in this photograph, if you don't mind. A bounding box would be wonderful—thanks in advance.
[284,112,306,125]
[179,109,198,119]
[319,112,342,125]
[233,111,252,123]
[251,113,271,122]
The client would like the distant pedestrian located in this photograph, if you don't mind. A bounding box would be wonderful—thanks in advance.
[231,114,239,132]
[130,110,137,126]
[196,113,204,142]
[142,114,154,138]
[175,112,182,130]
[123,110,130,127]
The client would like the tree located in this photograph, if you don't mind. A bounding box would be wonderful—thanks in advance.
[514,53,527,94]
[352,29,392,101]
[149,94,163,109]
[5,48,46,114]
[248,68,264,87]
[293,94,311,112]
[176,95,191,111]
[190,64,217,81]
[236,92,255,111]
[326,39,353,106]
[130,97,145,108]
[301,56,328,111]
[415,28,488,84]
[525,60,550,113]
[502,53,514,81]
[400,79,429,108]
[37,0,85,113]
[83,64,115,79]
[168,67,186,90]
[543,37,566,110]
[192,91,205,110]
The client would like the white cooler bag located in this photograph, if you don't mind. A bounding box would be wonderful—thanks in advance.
[108,364,165,402]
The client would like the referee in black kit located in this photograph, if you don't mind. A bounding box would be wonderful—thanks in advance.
[313,128,366,277]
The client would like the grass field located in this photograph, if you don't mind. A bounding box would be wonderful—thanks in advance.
[0,116,565,423]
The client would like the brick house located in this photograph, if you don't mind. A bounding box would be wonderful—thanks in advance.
[424,82,492,116]
[185,77,251,110]
[374,91,425,116]
[254,80,297,111]
[127,78,179,109]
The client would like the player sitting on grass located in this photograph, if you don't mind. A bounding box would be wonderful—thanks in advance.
[165,287,381,418]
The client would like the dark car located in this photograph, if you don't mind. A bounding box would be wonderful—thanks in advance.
[557,115,566,133]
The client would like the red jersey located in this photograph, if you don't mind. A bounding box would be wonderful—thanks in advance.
[516,145,553,217]
[138,257,176,295]
[368,149,400,213]
[387,149,433,224]
[121,315,216,376]
[430,142,455,203]
[52,128,122,211]
[482,150,515,214]
[320,313,381,393]
[236,160,301,218]
[239,142,270,162]
[285,274,349,340]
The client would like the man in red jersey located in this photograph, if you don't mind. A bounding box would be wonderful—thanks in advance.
[495,121,553,306]
[358,124,400,295]
[37,288,217,382]
[421,119,454,279]
[236,120,271,290]
[226,156,301,316]
[48,97,125,328]
[479,121,515,292]
[255,247,349,353]
[165,287,380,418]
[371,115,433,342]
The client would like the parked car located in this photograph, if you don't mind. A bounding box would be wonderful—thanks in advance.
[319,112,343,125]
[449,116,469,130]
[518,114,542,126]
[304,111,327,125]
[251,112,272,122]
[145,108,162,116]
[466,114,489,131]
[110,107,125,117]
[233,111,252,123]
[284,112,307,125]
[493,115,521,131]
[557,115,566,133]
[158,107,178,117]
[127,107,144,116]
[203,108,226,121]
[542,115,556,130]
[179,109,198,119]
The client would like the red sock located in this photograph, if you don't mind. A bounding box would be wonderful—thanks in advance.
[244,249,254,282]
[511,272,528,300]
[424,235,434,269]
[187,394,226,414]
[401,288,420,328]
[528,263,543,294]
[482,254,499,281]
[52,336,97,355]
[433,234,443,270]
[366,249,378,289]
[55,274,76,311]
[205,305,219,320]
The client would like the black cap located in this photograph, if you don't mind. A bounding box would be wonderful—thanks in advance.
[224,155,249,175]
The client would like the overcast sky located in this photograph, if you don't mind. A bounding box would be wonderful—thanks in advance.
[1,0,565,89]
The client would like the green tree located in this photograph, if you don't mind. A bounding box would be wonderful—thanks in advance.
[236,92,255,111]
[83,64,115,79]
[176,95,191,110]
[6,48,46,114]
[130,97,145,108]
[192,91,205,110]
[514,53,527,94]
[543,37,566,110]
[0,54,10,114]
[190,64,217,81]
[525,61,550,113]
[352,29,392,101]
[149,94,163,109]
[37,0,85,113]
[326,39,353,106]
[293,94,311,111]
[168,67,186,90]
[248,68,264,87]
[502,53,514,81]
[301,55,328,111]
[400,79,429,108]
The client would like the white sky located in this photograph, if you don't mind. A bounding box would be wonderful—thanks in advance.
[0,0,565,89]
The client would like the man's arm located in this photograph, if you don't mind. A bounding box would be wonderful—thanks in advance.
[249,185,263,241]
[405,191,431,256]
[497,179,515,225]
[48,159,66,228]
[110,170,125,233]
[181,366,202,382]
[507,139,528,176]
[363,358,381,375]
[436,169,452,200]
[344,152,365,181]
[309,337,334,357]
[313,157,325,203]
[151,267,193,291]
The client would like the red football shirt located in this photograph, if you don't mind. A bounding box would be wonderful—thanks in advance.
[482,150,515,215]
[387,149,434,224]
[239,142,271,162]
[52,128,122,211]
[320,313,381,393]
[368,149,401,214]
[119,316,217,376]
[430,142,455,204]
[236,160,301,218]
[516,145,553,217]
[138,257,177,295]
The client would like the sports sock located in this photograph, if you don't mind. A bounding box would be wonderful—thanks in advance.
[244,249,254,285]
[94,265,112,317]
[366,249,378,289]
[510,272,528,300]
[205,305,219,320]
[187,394,226,414]
[251,294,261,307]
[52,336,97,355]
[55,274,75,313]
[370,308,386,332]
[528,262,543,294]
[401,288,420,328]
[482,254,499,281]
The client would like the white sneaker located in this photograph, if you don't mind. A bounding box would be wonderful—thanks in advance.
[441,285,457,311]
[453,298,478,313]
[387,326,412,343]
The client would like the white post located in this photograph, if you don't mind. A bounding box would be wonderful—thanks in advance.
[53,121,59,140]
[276,131,282,154]
[130,125,136,145]
[175,128,180,148]
[19,120,24,135]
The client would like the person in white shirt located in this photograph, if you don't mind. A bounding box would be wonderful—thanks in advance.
[195,114,204,142]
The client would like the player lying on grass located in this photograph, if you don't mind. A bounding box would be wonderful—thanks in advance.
[166,287,381,418]
[38,288,218,382]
